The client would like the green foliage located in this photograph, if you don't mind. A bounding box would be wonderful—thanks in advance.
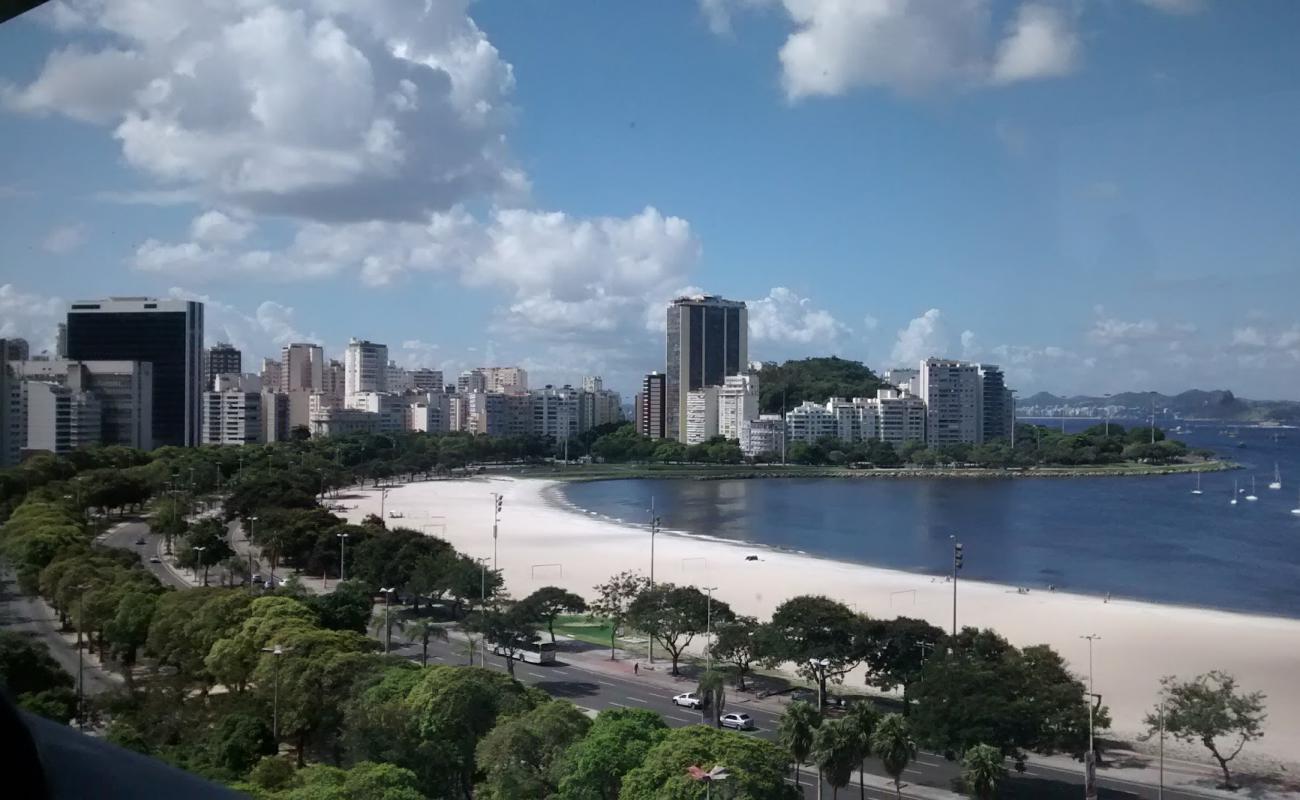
[175,517,236,571]
[861,617,947,714]
[1144,671,1266,789]
[309,580,375,633]
[248,756,298,792]
[777,700,821,784]
[619,725,798,800]
[812,717,861,795]
[519,586,588,643]
[759,595,870,705]
[106,721,153,755]
[469,603,542,677]
[709,615,760,691]
[206,712,276,776]
[871,714,916,798]
[475,701,592,799]
[589,570,650,660]
[696,669,727,728]
[961,744,1007,800]
[0,629,75,695]
[17,686,78,723]
[758,357,884,415]
[555,708,667,800]
[628,583,732,676]
[264,762,424,800]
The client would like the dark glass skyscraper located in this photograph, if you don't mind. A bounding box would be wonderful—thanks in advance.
[66,297,204,448]
[205,342,242,389]
[665,295,747,442]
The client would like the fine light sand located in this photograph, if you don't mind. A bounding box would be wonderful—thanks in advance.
[343,476,1300,759]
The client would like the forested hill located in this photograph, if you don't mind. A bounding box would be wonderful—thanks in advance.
[757,357,884,414]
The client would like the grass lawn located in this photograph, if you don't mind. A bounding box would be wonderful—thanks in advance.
[550,614,644,650]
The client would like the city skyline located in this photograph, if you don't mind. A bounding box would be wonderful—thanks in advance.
[3,2,1300,398]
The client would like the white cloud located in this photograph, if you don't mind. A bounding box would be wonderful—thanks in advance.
[891,308,950,366]
[0,284,65,352]
[166,287,314,364]
[1137,0,1203,14]
[960,329,980,359]
[862,314,880,332]
[6,0,521,222]
[990,3,1079,85]
[747,287,849,345]
[699,0,774,34]
[42,223,86,254]
[191,211,252,245]
[1231,327,1267,348]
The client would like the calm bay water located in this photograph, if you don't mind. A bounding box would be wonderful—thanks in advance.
[559,421,1300,618]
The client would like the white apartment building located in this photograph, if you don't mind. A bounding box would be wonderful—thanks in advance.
[684,386,719,444]
[201,389,262,445]
[484,366,528,393]
[918,358,983,446]
[883,368,920,395]
[343,391,405,432]
[828,397,879,442]
[448,393,469,431]
[740,414,785,457]
[214,373,262,393]
[717,372,759,441]
[345,339,388,396]
[23,382,101,455]
[532,386,580,442]
[412,368,443,393]
[785,400,838,444]
[13,359,153,450]
[873,388,927,446]
[582,376,603,393]
[457,369,487,395]
[311,407,387,437]
[386,361,415,394]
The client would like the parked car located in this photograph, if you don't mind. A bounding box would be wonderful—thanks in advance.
[134,537,147,546]
[148,556,161,564]
[252,574,264,584]
[672,692,708,709]
[719,712,754,731]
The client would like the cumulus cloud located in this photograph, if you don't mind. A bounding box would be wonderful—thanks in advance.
[891,308,950,366]
[6,0,521,222]
[747,287,850,345]
[166,286,315,364]
[42,223,86,254]
[1086,308,1196,349]
[0,284,65,351]
[990,3,1079,85]
[862,314,880,332]
[191,211,253,245]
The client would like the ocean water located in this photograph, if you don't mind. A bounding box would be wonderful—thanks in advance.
[559,421,1300,618]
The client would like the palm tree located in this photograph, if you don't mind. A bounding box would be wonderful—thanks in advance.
[813,718,859,799]
[843,702,879,800]
[399,618,449,666]
[871,714,916,800]
[697,669,727,727]
[961,744,1006,800]
[777,700,822,786]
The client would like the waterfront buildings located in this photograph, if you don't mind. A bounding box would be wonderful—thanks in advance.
[717,372,759,441]
[684,386,720,444]
[457,369,487,395]
[638,372,667,440]
[665,295,748,442]
[345,339,388,396]
[740,415,785,457]
[918,358,983,447]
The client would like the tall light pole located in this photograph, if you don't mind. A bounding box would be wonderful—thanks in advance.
[1082,633,1102,800]
[1158,701,1165,800]
[491,493,503,572]
[261,644,286,742]
[337,531,349,582]
[950,536,963,637]
[808,657,830,712]
[247,515,258,593]
[648,501,660,664]
[73,583,89,731]
[380,587,396,653]
[703,586,718,672]
[192,546,207,585]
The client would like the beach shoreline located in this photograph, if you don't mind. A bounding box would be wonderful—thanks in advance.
[340,475,1300,761]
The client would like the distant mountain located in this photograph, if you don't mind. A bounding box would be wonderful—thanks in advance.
[1017,389,1300,422]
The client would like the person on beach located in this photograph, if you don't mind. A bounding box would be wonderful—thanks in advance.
[634,662,639,676]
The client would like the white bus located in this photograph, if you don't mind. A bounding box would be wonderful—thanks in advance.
[490,640,557,665]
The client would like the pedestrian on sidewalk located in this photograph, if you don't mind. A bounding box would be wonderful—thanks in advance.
[634,662,639,676]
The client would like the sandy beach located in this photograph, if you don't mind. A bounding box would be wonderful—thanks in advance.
[343,476,1300,759]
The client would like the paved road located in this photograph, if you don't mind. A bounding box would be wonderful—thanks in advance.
[389,635,1221,800]
[99,519,192,590]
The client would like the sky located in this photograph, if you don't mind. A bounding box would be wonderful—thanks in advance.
[1,0,1298,399]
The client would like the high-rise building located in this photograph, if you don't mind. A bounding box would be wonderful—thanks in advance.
[638,372,667,440]
[345,339,388,396]
[22,381,102,455]
[448,392,469,431]
[589,389,623,427]
[0,340,23,467]
[685,387,720,444]
[978,365,1009,443]
[740,415,785,457]
[205,343,242,389]
[260,358,282,394]
[457,369,487,395]
[343,391,405,432]
[55,324,67,358]
[66,297,203,447]
[323,359,346,407]
[665,295,748,442]
[281,343,324,392]
[4,338,30,361]
[918,358,983,447]
[260,392,290,443]
[484,367,528,393]
[582,376,603,393]
[873,388,927,446]
[717,372,759,441]
[386,360,415,393]
[883,368,919,395]
[14,359,154,450]
[202,389,262,445]
[784,401,839,444]
[532,386,580,442]
[412,368,443,393]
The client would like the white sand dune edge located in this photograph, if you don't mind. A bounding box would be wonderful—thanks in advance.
[341,476,1300,760]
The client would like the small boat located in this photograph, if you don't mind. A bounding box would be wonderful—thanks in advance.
[1268,463,1281,491]
[1191,474,1203,495]
[1230,480,1238,505]
[1246,477,1258,502]
[1292,489,1300,516]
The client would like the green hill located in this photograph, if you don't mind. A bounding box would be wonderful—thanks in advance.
[756,356,884,414]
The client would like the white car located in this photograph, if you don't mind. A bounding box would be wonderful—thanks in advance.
[719,713,754,731]
[672,692,707,709]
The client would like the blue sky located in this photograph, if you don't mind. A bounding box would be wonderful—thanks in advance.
[2,0,1298,398]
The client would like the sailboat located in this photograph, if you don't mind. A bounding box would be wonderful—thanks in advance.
[1246,477,1258,502]
[1268,463,1281,490]
[1230,480,1238,505]
[1292,489,1300,516]
[1191,474,1203,495]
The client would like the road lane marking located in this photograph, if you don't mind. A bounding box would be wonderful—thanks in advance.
[626,696,648,704]
[608,701,627,707]
[597,679,617,687]
[666,714,693,723]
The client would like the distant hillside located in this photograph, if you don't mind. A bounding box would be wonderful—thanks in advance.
[756,357,884,414]
[1018,389,1300,422]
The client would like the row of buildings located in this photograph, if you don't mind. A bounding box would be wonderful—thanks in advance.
[630,295,1015,458]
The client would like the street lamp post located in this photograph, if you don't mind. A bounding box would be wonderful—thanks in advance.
[380,587,396,653]
[1158,702,1165,800]
[649,504,660,664]
[491,493,503,572]
[1082,633,1102,800]
[808,657,830,712]
[703,586,718,671]
[192,546,207,585]
[247,516,258,593]
[337,532,349,582]
[950,536,963,637]
[73,584,89,731]
[261,645,286,742]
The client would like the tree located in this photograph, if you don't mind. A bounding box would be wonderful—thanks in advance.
[861,617,945,715]
[555,708,667,800]
[588,571,650,660]
[206,711,276,776]
[628,583,732,676]
[696,669,727,727]
[813,718,860,799]
[759,596,869,710]
[469,604,541,678]
[872,714,916,800]
[843,701,879,800]
[961,744,1006,800]
[398,618,449,666]
[518,586,587,643]
[777,700,821,786]
[475,701,591,800]
[0,630,75,696]
[266,761,424,800]
[308,580,374,633]
[103,590,158,682]
[619,725,799,800]
[710,615,760,691]
[1144,671,1266,789]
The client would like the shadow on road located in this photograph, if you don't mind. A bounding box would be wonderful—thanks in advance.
[534,681,602,699]
[1002,776,1139,799]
